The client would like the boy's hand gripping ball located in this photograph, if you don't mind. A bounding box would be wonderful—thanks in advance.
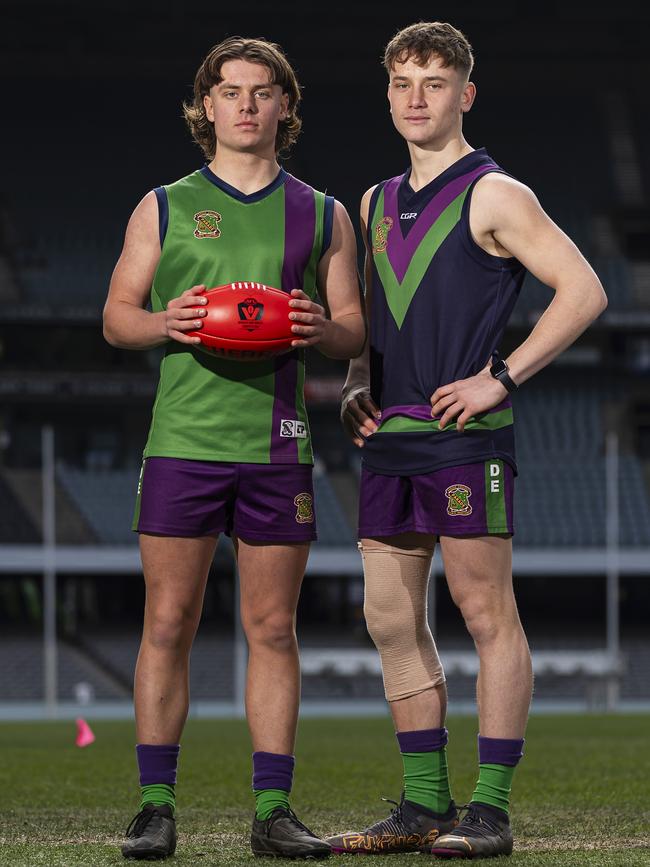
[187,282,295,361]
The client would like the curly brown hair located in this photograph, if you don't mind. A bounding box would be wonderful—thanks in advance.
[183,37,302,159]
[383,21,474,79]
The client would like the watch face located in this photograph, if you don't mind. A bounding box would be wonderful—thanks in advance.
[491,360,506,376]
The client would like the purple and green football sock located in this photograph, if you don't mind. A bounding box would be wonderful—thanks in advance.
[252,751,294,821]
[137,743,180,813]
[471,735,525,815]
[396,727,453,815]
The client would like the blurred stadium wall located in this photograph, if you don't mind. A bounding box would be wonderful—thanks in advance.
[0,1,649,718]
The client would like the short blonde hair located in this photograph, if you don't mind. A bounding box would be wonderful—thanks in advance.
[384,22,474,79]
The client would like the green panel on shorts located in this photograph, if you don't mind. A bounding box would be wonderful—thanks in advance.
[484,459,507,533]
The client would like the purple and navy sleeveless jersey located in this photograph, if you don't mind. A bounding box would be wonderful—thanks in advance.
[363,148,526,476]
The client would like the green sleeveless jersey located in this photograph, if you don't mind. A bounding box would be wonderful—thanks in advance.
[143,166,333,464]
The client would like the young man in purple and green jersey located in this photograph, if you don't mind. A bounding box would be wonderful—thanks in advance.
[333,21,607,860]
[104,36,364,861]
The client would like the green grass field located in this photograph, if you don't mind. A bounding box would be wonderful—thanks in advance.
[1,714,649,866]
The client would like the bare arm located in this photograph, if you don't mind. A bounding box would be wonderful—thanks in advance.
[479,174,607,382]
[102,191,208,350]
[340,186,381,447]
[288,200,365,359]
[431,174,607,430]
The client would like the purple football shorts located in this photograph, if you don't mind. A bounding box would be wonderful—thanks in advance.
[133,457,317,542]
[358,458,514,539]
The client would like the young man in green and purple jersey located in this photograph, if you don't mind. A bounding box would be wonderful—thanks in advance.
[330,21,607,859]
[103,36,364,860]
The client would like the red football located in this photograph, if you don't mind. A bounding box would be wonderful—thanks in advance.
[187,282,294,361]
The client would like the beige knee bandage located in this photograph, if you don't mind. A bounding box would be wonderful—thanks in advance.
[360,539,445,702]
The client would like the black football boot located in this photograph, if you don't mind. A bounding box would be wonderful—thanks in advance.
[121,803,177,860]
[251,806,331,858]
[429,802,513,859]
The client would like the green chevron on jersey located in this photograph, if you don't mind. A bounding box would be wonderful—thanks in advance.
[371,186,470,329]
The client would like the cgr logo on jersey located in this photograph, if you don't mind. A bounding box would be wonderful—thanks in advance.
[294,492,314,524]
[400,212,418,220]
[193,209,222,238]
[280,419,307,438]
[238,297,264,331]
[445,483,473,517]
[373,216,393,253]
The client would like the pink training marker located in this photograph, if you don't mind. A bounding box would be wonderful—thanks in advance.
[75,718,95,748]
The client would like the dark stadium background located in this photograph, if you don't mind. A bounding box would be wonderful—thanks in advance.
[1,0,649,714]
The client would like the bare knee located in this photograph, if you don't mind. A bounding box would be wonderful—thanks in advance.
[461,602,501,646]
[145,606,199,653]
[456,591,521,646]
[243,611,296,654]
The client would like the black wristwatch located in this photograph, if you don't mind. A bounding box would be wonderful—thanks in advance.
[490,352,518,393]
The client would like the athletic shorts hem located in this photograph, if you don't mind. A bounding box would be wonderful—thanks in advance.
[135,522,223,538]
[359,522,513,538]
[233,529,317,543]
[135,523,317,542]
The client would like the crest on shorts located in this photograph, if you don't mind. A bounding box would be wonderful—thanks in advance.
[193,209,222,238]
[294,493,314,524]
[445,484,472,517]
[373,216,393,253]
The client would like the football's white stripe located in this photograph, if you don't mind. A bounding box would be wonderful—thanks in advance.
[229,282,269,291]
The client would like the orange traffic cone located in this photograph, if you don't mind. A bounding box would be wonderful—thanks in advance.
[75,718,95,748]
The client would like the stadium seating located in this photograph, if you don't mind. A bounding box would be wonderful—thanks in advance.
[17,228,120,309]
[515,456,650,547]
[313,471,356,545]
[512,255,639,323]
[0,635,128,701]
[1,467,98,545]
[56,465,140,545]
[75,630,234,700]
[512,372,650,547]
[0,472,40,544]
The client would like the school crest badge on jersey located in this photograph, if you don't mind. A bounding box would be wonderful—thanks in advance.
[193,210,222,238]
[445,484,473,517]
[294,493,314,524]
[373,216,393,253]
